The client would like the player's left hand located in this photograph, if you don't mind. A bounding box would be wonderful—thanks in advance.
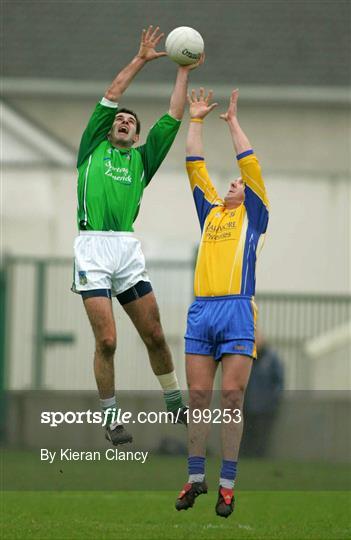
[137,26,167,62]
[220,89,239,122]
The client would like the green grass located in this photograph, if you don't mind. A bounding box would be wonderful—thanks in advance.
[2,451,351,491]
[2,453,350,539]
[2,491,350,539]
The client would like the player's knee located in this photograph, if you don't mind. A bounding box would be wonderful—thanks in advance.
[143,324,166,351]
[97,336,116,358]
[189,388,210,410]
[222,388,245,410]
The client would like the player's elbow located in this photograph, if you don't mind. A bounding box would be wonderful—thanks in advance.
[104,88,119,102]
[168,108,183,121]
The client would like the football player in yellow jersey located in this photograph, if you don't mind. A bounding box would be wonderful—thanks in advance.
[176,88,269,517]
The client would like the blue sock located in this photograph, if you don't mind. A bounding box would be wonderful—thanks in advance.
[188,456,205,483]
[219,459,237,489]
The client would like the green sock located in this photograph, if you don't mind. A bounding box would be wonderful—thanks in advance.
[103,407,118,426]
[100,397,118,427]
[164,389,184,412]
[157,371,184,412]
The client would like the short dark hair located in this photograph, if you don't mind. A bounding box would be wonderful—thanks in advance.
[116,108,141,134]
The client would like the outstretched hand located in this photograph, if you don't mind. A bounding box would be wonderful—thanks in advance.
[187,87,218,119]
[137,25,167,62]
[220,89,239,122]
[179,52,205,72]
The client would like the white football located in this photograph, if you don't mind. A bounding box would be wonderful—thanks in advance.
[165,26,204,66]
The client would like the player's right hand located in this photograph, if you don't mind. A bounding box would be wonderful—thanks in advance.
[179,52,205,72]
[187,88,218,119]
[136,26,167,62]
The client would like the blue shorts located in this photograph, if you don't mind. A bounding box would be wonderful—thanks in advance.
[185,295,257,361]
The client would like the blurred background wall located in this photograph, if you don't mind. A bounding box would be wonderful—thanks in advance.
[1,1,350,457]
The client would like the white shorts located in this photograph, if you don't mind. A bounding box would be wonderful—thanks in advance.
[72,231,150,296]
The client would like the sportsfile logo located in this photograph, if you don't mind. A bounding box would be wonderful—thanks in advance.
[40,408,242,427]
[41,409,177,427]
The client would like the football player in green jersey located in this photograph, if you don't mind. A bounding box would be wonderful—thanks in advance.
[72,26,203,445]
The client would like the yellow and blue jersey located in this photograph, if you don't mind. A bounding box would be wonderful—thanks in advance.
[186,150,269,298]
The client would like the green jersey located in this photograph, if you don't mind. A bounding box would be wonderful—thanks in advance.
[76,99,181,231]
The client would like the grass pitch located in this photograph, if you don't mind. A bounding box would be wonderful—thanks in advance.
[2,454,350,539]
[2,490,350,539]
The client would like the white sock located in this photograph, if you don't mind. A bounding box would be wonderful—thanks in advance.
[157,370,180,391]
[100,396,116,409]
[189,473,205,483]
[220,477,235,489]
[157,371,183,411]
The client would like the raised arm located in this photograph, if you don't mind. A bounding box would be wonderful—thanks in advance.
[104,26,166,102]
[168,55,204,120]
[220,89,251,155]
[186,89,221,229]
[186,87,218,156]
[221,89,269,231]
[77,26,166,167]
[137,57,204,184]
